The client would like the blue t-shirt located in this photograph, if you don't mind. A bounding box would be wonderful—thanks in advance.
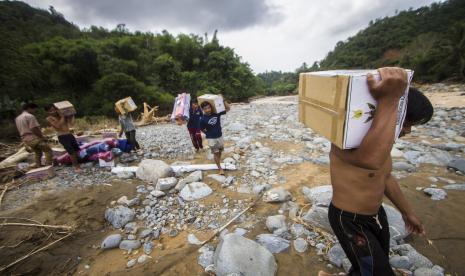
[200,111,226,139]
[187,107,202,129]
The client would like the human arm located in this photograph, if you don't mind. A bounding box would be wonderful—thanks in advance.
[333,67,408,170]
[385,174,425,234]
[31,127,45,139]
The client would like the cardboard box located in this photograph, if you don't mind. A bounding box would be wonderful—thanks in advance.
[298,69,413,149]
[99,159,115,167]
[115,97,137,114]
[198,94,225,114]
[54,101,76,116]
[25,165,55,180]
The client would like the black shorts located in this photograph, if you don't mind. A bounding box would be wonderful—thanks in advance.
[328,203,394,276]
[58,134,80,154]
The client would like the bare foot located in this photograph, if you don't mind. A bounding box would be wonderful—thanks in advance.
[219,169,225,175]
[318,271,334,276]
[74,167,82,173]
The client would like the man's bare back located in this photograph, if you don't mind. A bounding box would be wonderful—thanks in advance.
[330,146,392,215]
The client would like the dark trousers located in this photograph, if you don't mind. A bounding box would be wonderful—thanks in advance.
[328,203,394,276]
[125,130,140,150]
[188,128,203,150]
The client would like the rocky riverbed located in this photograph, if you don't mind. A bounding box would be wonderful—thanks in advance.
[0,84,464,275]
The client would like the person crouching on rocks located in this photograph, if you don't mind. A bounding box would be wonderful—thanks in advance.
[187,99,203,152]
[319,68,433,276]
[116,109,141,153]
[45,104,81,172]
[200,99,230,175]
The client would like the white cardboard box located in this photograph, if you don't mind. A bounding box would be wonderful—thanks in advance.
[299,69,413,149]
[198,94,226,114]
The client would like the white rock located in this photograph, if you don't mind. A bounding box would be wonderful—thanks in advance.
[293,238,308,253]
[180,182,213,201]
[214,234,277,276]
[136,159,173,183]
[423,188,447,200]
[263,187,292,203]
[302,185,332,207]
[265,215,287,233]
[156,177,178,191]
[137,254,150,264]
[188,233,203,245]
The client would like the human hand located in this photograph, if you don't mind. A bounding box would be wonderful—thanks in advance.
[367,67,408,104]
[402,212,425,235]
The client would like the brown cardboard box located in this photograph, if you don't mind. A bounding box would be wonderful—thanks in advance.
[115,97,137,114]
[54,101,76,116]
[299,70,413,149]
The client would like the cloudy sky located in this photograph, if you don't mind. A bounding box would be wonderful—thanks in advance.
[24,0,440,73]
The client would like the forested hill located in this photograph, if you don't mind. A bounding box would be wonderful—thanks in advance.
[319,0,465,82]
[0,1,260,118]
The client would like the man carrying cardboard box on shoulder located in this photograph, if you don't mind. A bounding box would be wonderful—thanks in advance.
[319,68,433,276]
[15,103,53,168]
[45,104,81,172]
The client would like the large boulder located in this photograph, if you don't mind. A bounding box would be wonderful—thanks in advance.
[302,206,332,233]
[214,234,277,276]
[383,204,408,241]
[179,182,213,201]
[104,205,135,229]
[301,185,332,207]
[136,159,173,183]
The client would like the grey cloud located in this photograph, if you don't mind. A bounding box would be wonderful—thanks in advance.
[55,0,283,31]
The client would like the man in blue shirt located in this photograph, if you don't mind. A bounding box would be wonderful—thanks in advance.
[187,99,203,152]
[200,99,231,175]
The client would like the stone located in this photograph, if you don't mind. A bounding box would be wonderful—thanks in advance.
[301,185,332,207]
[176,171,203,191]
[255,234,290,253]
[136,159,173,183]
[180,182,213,201]
[389,255,412,270]
[156,177,178,191]
[393,162,416,172]
[394,244,433,269]
[138,254,150,264]
[214,234,277,276]
[198,245,215,269]
[293,238,308,253]
[447,159,465,174]
[101,234,122,249]
[150,190,166,197]
[391,148,404,158]
[315,243,326,255]
[116,171,134,179]
[443,184,465,191]
[327,244,347,267]
[423,188,447,200]
[302,206,332,233]
[116,196,139,207]
[139,229,152,239]
[384,204,408,241]
[417,151,453,166]
[119,240,141,251]
[127,259,137,268]
[265,215,287,233]
[188,233,203,245]
[342,258,352,273]
[104,205,135,229]
[263,187,292,203]
[143,241,154,254]
[208,174,227,183]
[413,267,443,276]
[234,228,247,236]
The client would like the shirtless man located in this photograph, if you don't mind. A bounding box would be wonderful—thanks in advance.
[319,68,434,276]
[45,105,81,172]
